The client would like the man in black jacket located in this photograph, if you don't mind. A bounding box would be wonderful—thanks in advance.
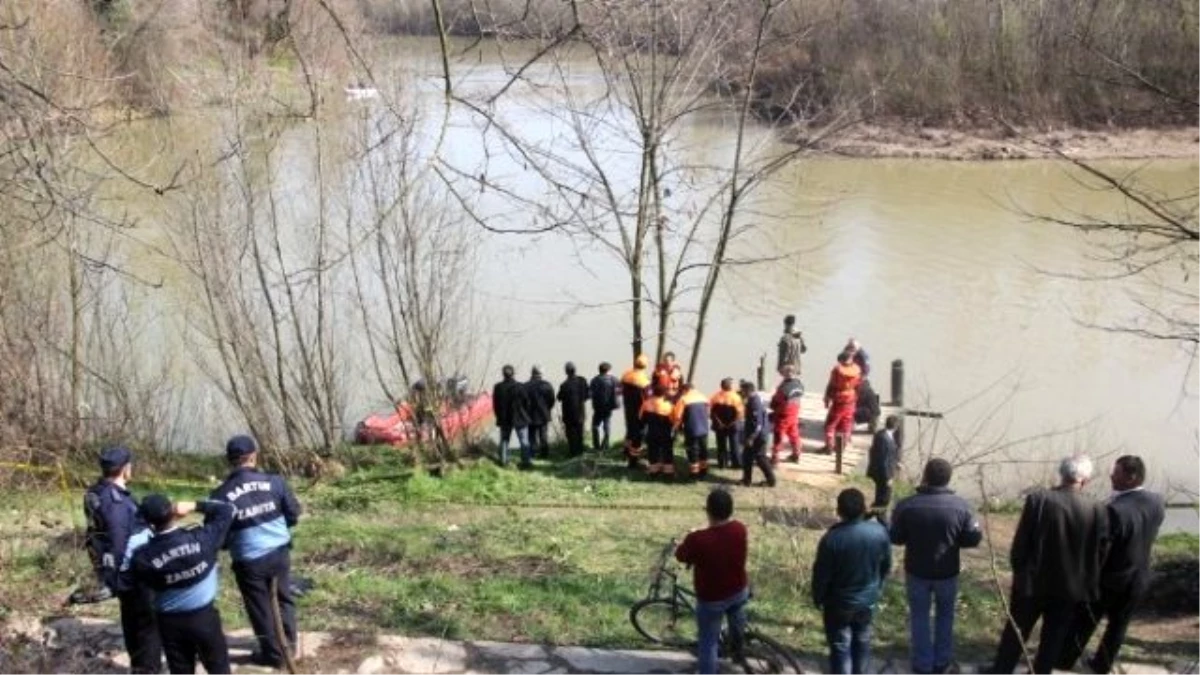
[866,415,901,518]
[525,366,555,459]
[987,455,1108,674]
[589,362,620,451]
[1057,455,1165,674]
[492,365,532,468]
[558,362,591,457]
[738,380,775,488]
[889,459,982,674]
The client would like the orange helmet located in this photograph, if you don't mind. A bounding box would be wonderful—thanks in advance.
[635,354,649,368]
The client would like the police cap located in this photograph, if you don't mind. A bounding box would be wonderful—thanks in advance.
[98,446,132,473]
[139,493,173,528]
[225,435,258,462]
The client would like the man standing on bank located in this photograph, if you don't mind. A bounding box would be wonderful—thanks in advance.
[492,364,532,467]
[129,494,236,675]
[709,378,744,470]
[558,361,591,457]
[889,459,982,674]
[211,435,303,669]
[776,314,806,376]
[812,488,892,674]
[738,380,775,488]
[987,455,1108,674]
[525,366,556,459]
[1057,455,1165,674]
[83,446,163,674]
[866,415,901,518]
[589,361,620,451]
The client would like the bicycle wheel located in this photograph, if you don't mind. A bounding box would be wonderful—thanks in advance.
[629,597,698,647]
[736,630,804,674]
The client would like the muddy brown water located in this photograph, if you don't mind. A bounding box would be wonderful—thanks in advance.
[92,38,1197,519]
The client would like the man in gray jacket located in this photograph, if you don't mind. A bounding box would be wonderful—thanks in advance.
[889,459,982,674]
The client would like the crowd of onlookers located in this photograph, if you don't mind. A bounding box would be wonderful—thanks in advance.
[678,454,1166,674]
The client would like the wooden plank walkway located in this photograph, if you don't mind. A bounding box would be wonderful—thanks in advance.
[769,392,899,488]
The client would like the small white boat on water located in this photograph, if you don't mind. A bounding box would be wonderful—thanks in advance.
[345,83,379,101]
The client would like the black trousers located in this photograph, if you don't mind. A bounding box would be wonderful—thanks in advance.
[564,420,585,456]
[118,588,163,674]
[232,547,297,666]
[990,592,1080,674]
[1056,585,1142,673]
[684,434,708,472]
[871,477,892,509]
[158,604,230,675]
[528,424,550,457]
[714,427,742,468]
[741,436,775,487]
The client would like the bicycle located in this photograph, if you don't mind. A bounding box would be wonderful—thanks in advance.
[628,539,804,674]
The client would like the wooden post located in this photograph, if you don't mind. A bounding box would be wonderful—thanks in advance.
[756,354,765,392]
[890,359,904,407]
[834,433,844,474]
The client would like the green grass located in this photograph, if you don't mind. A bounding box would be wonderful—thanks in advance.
[2,445,1197,668]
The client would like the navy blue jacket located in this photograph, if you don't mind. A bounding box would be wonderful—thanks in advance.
[866,429,899,482]
[129,500,235,613]
[1102,489,1165,593]
[812,518,892,611]
[525,377,556,426]
[492,377,531,428]
[590,373,620,414]
[210,467,301,562]
[83,479,144,592]
[742,392,769,443]
[889,486,982,579]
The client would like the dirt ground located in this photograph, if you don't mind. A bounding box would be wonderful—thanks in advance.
[794,123,1199,161]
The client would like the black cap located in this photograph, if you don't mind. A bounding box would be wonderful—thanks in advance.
[225,435,257,462]
[139,493,173,528]
[99,446,132,473]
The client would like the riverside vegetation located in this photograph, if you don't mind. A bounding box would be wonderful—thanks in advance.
[1,444,1197,671]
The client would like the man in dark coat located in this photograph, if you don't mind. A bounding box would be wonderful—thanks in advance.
[866,415,901,517]
[988,455,1109,674]
[557,362,591,456]
[492,364,532,468]
[589,362,620,451]
[1057,455,1165,674]
[525,366,556,459]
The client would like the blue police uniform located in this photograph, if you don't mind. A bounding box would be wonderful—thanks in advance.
[83,447,163,674]
[130,498,235,675]
[210,436,302,667]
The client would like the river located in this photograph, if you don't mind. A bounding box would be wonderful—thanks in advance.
[98,38,1197,518]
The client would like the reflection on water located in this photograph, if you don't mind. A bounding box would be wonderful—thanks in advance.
[102,38,1197,514]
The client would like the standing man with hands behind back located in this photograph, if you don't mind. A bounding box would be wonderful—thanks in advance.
[211,435,302,669]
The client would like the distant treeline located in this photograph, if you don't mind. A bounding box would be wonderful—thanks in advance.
[360,0,1199,128]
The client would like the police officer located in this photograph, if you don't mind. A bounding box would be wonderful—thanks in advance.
[210,435,302,668]
[129,494,235,675]
[83,446,163,674]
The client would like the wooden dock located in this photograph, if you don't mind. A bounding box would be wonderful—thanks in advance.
[768,391,900,488]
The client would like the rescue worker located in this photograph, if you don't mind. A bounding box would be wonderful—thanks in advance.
[128,494,236,675]
[558,361,591,457]
[672,383,711,478]
[492,364,532,468]
[589,362,620,451]
[525,366,555,459]
[653,351,683,400]
[823,351,863,454]
[739,380,776,488]
[83,446,163,674]
[845,338,870,378]
[641,384,677,477]
[210,435,302,669]
[777,314,807,376]
[770,365,805,464]
[620,355,652,468]
[709,378,744,470]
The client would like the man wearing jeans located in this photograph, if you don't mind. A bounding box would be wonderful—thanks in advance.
[812,488,892,674]
[674,489,748,675]
[889,458,982,674]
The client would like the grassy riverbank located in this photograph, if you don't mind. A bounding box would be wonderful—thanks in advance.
[1,445,1197,669]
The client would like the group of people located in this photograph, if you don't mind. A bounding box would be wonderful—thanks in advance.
[677,453,1165,675]
[83,437,302,674]
[491,315,879,487]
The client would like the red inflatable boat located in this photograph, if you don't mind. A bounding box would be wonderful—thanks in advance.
[354,393,493,446]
